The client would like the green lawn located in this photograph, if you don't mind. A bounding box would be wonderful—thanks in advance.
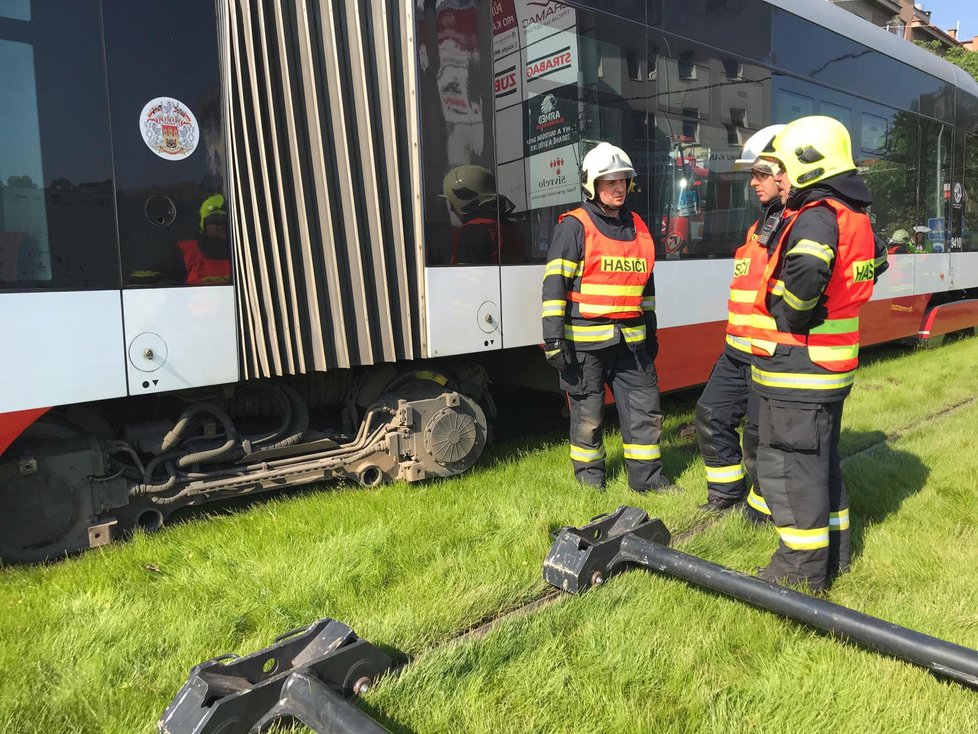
[3,340,978,732]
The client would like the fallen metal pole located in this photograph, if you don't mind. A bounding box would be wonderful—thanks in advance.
[544,506,978,688]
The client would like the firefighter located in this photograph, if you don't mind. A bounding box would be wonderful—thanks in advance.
[695,125,785,519]
[541,142,670,492]
[441,164,527,264]
[177,194,232,284]
[750,116,879,592]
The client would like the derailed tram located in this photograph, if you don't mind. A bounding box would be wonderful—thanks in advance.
[2,0,978,562]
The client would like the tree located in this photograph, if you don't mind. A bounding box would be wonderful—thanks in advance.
[915,40,978,82]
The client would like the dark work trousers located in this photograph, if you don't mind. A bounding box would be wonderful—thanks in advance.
[756,397,850,591]
[559,341,665,490]
[695,352,756,503]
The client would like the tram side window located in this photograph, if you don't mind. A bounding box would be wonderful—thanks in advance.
[858,109,917,249]
[963,133,978,252]
[0,7,118,291]
[652,45,770,260]
[917,119,952,252]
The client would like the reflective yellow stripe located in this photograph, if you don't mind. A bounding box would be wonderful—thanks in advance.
[623,443,661,460]
[545,259,580,278]
[565,324,616,342]
[769,279,785,296]
[788,238,834,266]
[729,289,755,304]
[570,444,605,462]
[752,338,777,356]
[776,525,830,550]
[751,313,777,331]
[621,325,647,343]
[830,508,850,531]
[542,299,566,318]
[747,487,770,515]
[575,303,642,316]
[752,365,855,390]
[641,296,656,311]
[808,344,859,362]
[726,334,753,353]
[728,312,754,327]
[705,464,745,483]
[782,288,819,312]
[810,317,858,335]
[579,283,646,297]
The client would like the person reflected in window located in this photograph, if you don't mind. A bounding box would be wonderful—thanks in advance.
[910,225,934,253]
[440,165,527,264]
[177,194,232,284]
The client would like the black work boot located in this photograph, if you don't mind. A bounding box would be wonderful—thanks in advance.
[698,495,743,513]
[632,476,676,494]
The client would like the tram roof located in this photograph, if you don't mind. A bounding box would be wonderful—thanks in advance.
[767,0,978,98]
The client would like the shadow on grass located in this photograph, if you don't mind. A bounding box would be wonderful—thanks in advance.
[841,429,929,562]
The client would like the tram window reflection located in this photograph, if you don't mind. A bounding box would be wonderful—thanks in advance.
[0,7,118,292]
[964,133,978,251]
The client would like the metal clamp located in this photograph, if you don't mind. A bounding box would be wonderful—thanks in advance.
[159,617,394,733]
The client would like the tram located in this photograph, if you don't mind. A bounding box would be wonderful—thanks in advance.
[2,0,977,561]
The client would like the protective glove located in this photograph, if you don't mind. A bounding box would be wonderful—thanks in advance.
[544,338,569,372]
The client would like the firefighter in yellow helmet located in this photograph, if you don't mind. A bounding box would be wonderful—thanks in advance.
[541,142,671,492]
[176,194,231,284]
[749,116,887,591]
[440,165,526,264]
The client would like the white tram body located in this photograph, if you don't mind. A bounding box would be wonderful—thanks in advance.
[2,0,978,560]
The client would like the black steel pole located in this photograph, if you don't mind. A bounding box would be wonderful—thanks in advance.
[618,533,978,687]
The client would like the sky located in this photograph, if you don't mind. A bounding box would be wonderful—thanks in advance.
[916,0,978,41]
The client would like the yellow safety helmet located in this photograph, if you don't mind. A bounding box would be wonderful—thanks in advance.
[199,194,227,232]
[440,164,513,217]
[764,116,856,188]
[580,142,636,199]
[889,229,911,245]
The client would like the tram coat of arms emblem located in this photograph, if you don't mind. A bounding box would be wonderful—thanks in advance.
[139,97,199,161]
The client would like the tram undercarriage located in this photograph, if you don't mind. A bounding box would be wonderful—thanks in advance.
[0,365,490,563]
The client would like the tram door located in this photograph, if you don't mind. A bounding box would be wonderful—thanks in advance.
[101,0,238,396]
[0,2,128,413]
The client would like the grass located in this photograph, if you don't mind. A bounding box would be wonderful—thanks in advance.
[3,339,978,732]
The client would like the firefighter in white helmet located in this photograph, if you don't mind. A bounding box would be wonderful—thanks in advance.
[541,142,671,491]
[694,125,785,519]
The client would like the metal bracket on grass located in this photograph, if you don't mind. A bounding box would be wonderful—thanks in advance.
[544,505,670,593]
[544,506,978,689]
[159,617,393,733]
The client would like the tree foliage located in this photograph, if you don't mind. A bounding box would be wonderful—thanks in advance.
[916,40,978,82]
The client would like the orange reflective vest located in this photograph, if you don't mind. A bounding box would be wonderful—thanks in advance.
[561,208,655,319]
[178,240,232,285]
[450,217,526,264]
[725,221,770,356]
[750,198,875,389]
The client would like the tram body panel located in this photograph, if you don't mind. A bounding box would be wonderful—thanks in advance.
[0,291,128,413]
[122,286,238,396]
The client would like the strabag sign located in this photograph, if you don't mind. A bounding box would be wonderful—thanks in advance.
[524,30,578,98]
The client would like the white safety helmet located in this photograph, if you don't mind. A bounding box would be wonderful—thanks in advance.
[580,142,636,199]
[733,124,786,173]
